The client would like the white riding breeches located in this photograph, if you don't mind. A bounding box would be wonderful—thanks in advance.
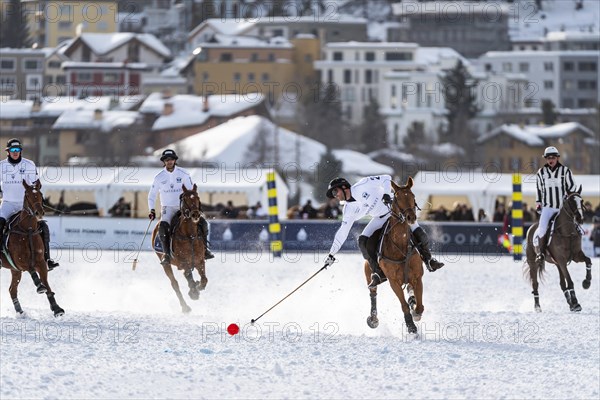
[160,205,179,224]
[534,207,558,246]
[0,201,21,219]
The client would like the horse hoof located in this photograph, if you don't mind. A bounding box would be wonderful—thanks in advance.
[37,285,47,294]
[535,306,542,313]
[367,316,379,329]
[411,311,422,322]
[53,308,65,317]
[188,289,200,300]
[407,324,418,334]
[570,304,582,312]
[582,280,591,290]
[182,305,192,314]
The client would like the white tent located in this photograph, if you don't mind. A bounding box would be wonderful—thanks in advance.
[412,172,600,220]
[38,167,289,219]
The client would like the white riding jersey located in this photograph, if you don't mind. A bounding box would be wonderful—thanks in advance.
[329,175,393,256]
[0,157,38,202]
[148,166,194,210]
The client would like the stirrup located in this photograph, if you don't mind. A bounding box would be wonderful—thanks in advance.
[535,253,545,263]
[368,273,387,289]
[47,259,59,271]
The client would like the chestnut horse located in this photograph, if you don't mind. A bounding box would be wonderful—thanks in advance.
[0,180,64,316]
[365,177,424,335]
[152,184,207,313]
[525,188,592,312]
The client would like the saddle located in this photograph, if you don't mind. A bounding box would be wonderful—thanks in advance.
[2,213,25,251]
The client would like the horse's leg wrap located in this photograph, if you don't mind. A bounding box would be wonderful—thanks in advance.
[412,227,444,272]
[39,221,59,270]
[158,222,172,265]
[198,216,214,260]
[358,235,386,288]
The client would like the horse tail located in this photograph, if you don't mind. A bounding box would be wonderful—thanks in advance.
[524,223,545,284]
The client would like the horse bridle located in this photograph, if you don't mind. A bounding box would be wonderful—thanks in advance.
[179,192,201,220]
[23,188,44,218]
[561,192,584,224]
[388,190,417,224]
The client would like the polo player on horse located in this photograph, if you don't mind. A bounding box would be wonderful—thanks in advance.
[148,149,214,266]
[323,175,444,288]
[0,138,59,270]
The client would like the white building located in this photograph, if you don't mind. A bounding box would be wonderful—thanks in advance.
[479,50,599,108]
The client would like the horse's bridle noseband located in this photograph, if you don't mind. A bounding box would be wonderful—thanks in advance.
[179,192,201,221]
[388,190,417,224]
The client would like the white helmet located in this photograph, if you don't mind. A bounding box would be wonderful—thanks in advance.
[543,146,560,158]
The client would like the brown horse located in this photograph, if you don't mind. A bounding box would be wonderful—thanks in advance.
[152,184,207,313]
[0,180,64,316]
[525,188,592,312]
[365,177,424,335]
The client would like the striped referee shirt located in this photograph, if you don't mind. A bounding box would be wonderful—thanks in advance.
[535,162,576,208]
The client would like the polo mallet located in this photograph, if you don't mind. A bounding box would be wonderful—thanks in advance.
[132,219,153,271]
[250,263,329,324]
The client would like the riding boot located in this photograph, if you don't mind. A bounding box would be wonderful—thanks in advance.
[39,221,59,271]
[158,221,172,266]
[0,217,5,267]
[358,235,387,288]
[198,216,215,260]
[412,227,444,272]
[535,236,547,264]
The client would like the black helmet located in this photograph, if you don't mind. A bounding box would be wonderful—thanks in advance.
[5,138,22,151]
[160,149,178,161]
[326,177,350,198]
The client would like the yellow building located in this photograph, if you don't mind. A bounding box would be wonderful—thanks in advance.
[476,122,597,174]
[22,0,118,48]
[192,35,320,108]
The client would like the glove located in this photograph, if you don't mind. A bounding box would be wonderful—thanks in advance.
[149,209,156,220]
[535,203,541,214]
[324,254,335,268]
[382,194,392,205]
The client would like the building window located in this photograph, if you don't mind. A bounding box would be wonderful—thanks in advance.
[385,52,412,61]
[77,72,92,82]
[562,98,574,108]
[343,69,351,84]
[48,61,62,69]
[0,59,15,70]
[56,75,66,84]
[268,53,275,62]
[519,62,529,72]
[248,73,255,82]
[543,81,553,89]
[543,62,553,71]
[220,53,232,62]
[23,59,41,70]
[342,87,355,102]
[577,80,596,90]
[579,61,597,71]
[485,63,492,72]
[202,72,209,81]
[333,52,343,61]
[327,69,333,82]
[365,69,372,84]
[578,99,595,108]
[365,52,375,61]
[563,80,574,89]
[563,62,574,71]
[233,73,240,82]
[304,54,312,63]
[103,72,119,83]
[261,73,269,82]
[502,62,512,72]
[250,53,258,62]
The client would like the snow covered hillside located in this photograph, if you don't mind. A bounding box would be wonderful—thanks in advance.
[1,250,598,399]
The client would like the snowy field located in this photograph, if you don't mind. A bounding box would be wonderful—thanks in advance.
[1,249,599,399]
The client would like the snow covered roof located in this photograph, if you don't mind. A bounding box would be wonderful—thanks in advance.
[36,97,112,117]
[414,47,468,66]
[62,61,149,70]
[545,31,600,42]
[52,109,138,132]
[140,92,266,131]
[478,122,593,145]
[154,115,392,177]
[66,33,171,58]
[0,100,33,119]
[189,19,256,39]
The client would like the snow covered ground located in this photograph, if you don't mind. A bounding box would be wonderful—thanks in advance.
[1,250,599,399]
